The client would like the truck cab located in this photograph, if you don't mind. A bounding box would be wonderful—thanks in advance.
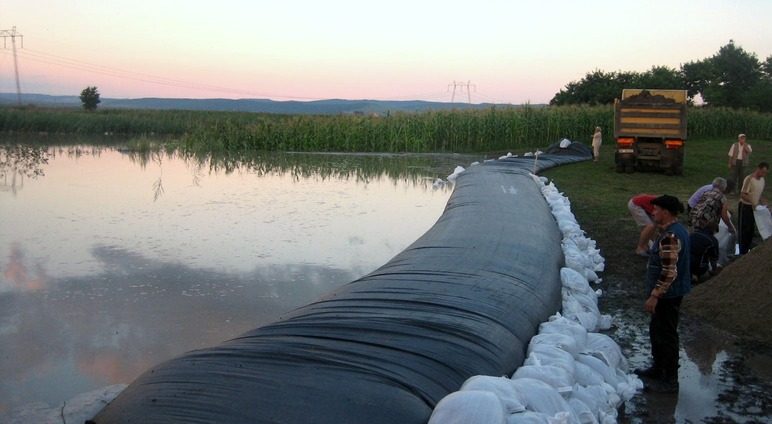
[614,89,687,175]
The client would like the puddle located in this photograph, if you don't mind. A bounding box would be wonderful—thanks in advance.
[603,278,772,423]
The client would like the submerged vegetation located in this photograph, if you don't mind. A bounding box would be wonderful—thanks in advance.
[1,105,771,154]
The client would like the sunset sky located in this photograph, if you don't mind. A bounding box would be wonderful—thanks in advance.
[2,0,771,104]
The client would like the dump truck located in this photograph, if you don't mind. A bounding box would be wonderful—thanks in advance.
[614,89,687,175]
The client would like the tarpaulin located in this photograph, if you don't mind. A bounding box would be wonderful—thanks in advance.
[91,142,592,424]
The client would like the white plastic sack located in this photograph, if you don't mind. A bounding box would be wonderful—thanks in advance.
[575,353,619,388]
[529,332,582,356]
[428,390,506,424]
[509,378,578,424]
[525,344,577,376]
[512,365,574,393]
[446,166,466,182]
[508,411,558,424]
[715,219,735,266]
[584,333,627,371]
[460,375,526,414]
[573,361,605,387]
[561,267,591,294]
[538,315,588,351]
[568,397,599,424]
[755,205,772,240]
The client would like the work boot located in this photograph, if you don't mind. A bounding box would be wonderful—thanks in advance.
[634,366,663,379]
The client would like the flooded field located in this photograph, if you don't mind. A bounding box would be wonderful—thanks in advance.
[0,142,471,419]
[2,140,771,423]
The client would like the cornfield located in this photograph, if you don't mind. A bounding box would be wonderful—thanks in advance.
[1,105,770,153]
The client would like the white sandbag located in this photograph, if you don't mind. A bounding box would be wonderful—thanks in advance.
[446,166,466,182]
[538,315,588,351]
[564,312,599,333]
[568,397,599,424]
[560,267,591,294]
[8,384,126,424]
[460,375,526,414]
[509,378,578,424]
[755,205,772,240]
[715,219,735,266]
[615,372,643,401]
[507,411,555,424]
[525,344,577,376]
[563,289,600,315]
[571,383,619,422]
[529,332,582,356]
[596,315,613,331]
[573,360,604,387]
[428,390,506,424]
[584,333,627,371]
[575,353,619,388]
[512,365,574,393]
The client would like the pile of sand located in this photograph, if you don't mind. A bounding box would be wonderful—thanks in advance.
[683,239,772,344]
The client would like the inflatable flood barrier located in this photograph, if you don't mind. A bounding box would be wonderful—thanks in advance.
[92,143,592,424]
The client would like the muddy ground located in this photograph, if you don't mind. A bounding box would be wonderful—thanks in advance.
[597,235,772,423]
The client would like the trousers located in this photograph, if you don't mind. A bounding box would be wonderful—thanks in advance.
[738,202,756,254]
[650,296,683,378]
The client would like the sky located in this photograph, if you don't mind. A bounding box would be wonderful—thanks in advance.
[1,0,772,104]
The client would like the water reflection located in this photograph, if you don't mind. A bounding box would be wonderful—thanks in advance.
[0,244,359,414]
[0,144,50,195]
[0,141,466,418]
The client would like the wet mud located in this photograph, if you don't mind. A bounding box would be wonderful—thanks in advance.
[599,266,772,422]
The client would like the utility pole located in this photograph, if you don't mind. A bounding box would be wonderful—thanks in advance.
[1,26,24,106]
[447,80,476,104]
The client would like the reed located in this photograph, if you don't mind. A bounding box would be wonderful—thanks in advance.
[1,105,770,153]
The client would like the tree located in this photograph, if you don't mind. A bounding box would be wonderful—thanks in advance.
[549,67,683,106]
[682,41,764,109]
[550,70,637,105]
[80,86,101,111]
[633,66,684,90]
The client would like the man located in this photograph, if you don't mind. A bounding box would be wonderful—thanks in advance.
[635,195,691,393]
[690,227,719,283]
[687,178,734,213]
[727,134,752,192]
[628,193,658,256]
[689,177,736,234]
[738,162,769,254]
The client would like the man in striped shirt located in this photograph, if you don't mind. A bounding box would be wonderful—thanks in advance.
[635,195,691,393]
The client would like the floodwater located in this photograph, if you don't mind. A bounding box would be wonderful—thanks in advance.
[0,141,472,418]
[603,275,772,423]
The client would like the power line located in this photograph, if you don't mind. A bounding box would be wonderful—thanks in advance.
[0,26,23,105]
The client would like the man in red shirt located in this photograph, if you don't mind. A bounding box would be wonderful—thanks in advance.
[628,194,659,256]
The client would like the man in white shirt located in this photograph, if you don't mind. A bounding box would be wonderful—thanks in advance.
[738,162,768,254]
[727,134,752,193]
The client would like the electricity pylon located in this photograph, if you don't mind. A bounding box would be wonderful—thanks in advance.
[1,26,24,105]
[448,80,476,104]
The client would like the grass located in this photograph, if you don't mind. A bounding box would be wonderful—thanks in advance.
[542,137,772,284]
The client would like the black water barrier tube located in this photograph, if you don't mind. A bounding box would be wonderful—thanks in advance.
[91,143,592,424]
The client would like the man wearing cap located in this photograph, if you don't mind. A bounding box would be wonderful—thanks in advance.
[727,134,752,193]
[635,194,691,393]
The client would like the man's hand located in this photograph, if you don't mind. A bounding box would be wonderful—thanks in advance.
[644,295,659,314]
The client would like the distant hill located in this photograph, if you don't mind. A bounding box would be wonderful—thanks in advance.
[0,92,527,115]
